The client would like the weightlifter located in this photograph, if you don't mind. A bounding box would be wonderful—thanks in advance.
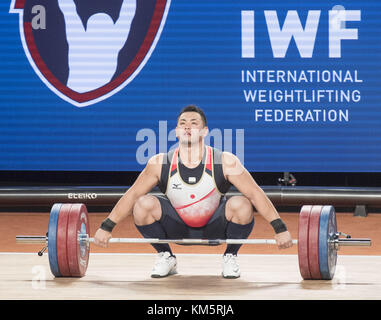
[94,105,293,278]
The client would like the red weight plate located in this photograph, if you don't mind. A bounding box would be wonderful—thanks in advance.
[56,203,72,277]
[308,206,323,279]
[298,205,312,280]
[67,204,90,277]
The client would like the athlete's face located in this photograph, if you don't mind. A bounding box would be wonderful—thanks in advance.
[176,112,208,145]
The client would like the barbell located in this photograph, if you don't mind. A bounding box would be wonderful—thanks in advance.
[16,203,371,280]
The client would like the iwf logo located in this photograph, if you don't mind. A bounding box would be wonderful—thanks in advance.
[10,0,171,107]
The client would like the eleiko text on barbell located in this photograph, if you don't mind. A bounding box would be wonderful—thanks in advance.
[68,193,98,200]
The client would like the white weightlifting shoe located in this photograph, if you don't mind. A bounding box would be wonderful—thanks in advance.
[151,251,177,278]
[222,254,241,279]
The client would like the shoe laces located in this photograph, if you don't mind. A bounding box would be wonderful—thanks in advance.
[223,254,239,266]
[155,251,172,264]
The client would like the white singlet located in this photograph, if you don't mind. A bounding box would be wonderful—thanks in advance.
[165,146,222,227]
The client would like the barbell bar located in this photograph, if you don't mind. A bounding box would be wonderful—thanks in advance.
[15,235,371,246]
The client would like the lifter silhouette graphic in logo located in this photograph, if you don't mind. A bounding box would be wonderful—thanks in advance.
[58,0,136,93]
[10,0,171,106]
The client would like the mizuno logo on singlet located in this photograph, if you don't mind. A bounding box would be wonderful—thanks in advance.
[172,183,182,190]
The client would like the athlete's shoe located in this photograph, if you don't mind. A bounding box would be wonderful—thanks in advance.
[151,251,177,278]
[222,254,241,279]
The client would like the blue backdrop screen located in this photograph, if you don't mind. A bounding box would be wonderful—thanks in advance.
[0,0,380,172]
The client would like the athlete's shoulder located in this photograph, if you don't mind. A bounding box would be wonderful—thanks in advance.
[147,149,177,167]
[221,151,241,165]
[147,153,165,166]
[220,151,245,177]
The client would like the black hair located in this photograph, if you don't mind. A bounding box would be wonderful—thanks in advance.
[177,105,207,127]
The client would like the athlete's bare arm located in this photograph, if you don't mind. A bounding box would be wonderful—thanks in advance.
[108,153,163,223]
[93,153,163,247]
[222,152,293,248]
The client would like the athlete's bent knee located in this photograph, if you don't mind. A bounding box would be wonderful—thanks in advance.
[132,195,161,225]
[226,196,254,224]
